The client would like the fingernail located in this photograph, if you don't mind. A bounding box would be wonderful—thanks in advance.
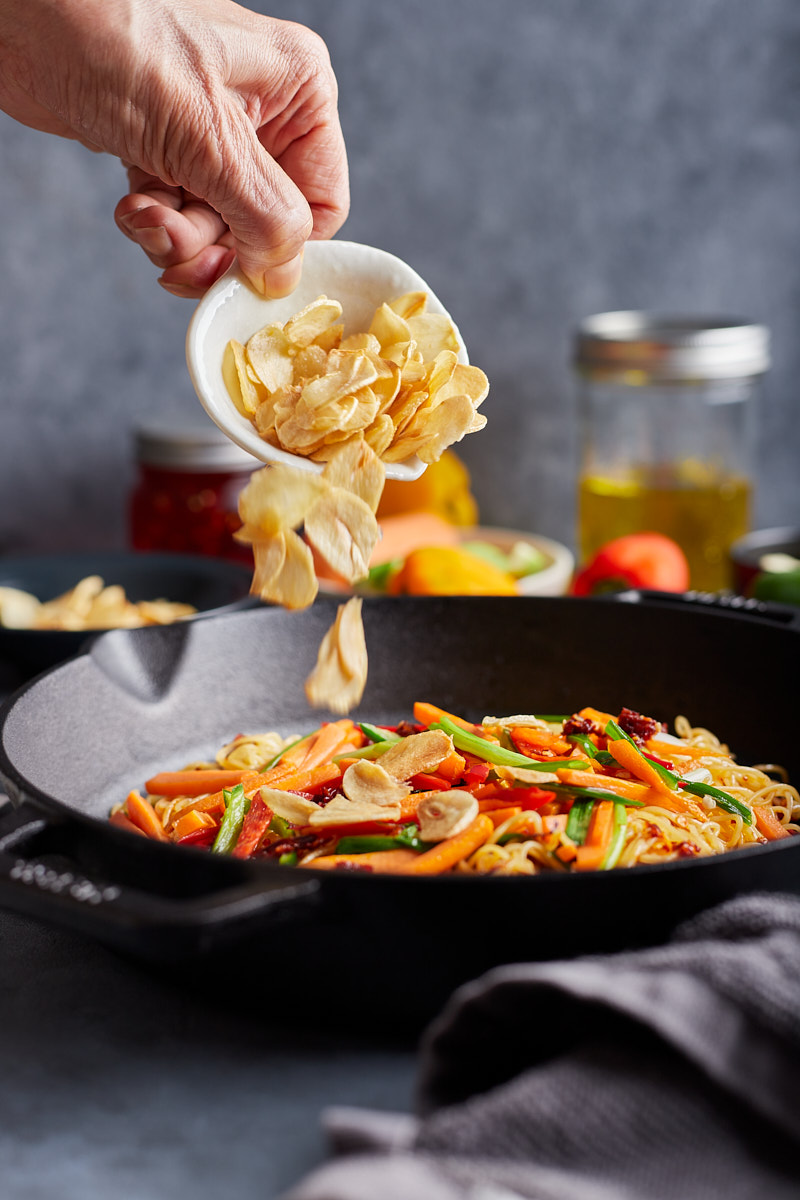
[135,226,173,256]
[253,251,304,299]
[157,278,195,298]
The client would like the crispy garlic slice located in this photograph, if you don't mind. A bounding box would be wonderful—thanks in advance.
[416,790,479,842]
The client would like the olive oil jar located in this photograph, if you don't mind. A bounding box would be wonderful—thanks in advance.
[574,312,769,591]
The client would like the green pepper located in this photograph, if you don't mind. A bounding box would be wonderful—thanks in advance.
[363,560,402,592]
[335,824,429,855]
[268,814,294,839]
[334,741,396,762]
[211,784,250,854]
[431,716,589,772]
[278,851,298,867]
[679,779,753,825]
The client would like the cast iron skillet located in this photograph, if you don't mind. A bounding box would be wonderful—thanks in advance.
[0,593,798,1029]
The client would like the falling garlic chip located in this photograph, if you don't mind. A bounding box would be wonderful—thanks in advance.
[304,490,379,584]
[417,791,479,842]
[342,760,412,807]
[239,464,329,538]
[379,729,453,780]
[260,788,321,827]
[304,597,368,715]
[307,793,402,828]
[252,529,318,610]
[321,437,386,514]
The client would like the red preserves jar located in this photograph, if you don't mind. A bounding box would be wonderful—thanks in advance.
[128,422,259,563]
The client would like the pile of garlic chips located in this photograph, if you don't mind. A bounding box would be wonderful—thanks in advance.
[225,292,489,714]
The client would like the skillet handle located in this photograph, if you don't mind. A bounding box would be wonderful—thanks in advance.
[610,588,800,630]
[0,801,322,958]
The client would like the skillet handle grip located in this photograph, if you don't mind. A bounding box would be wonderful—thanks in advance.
[611,588,800,630]
[0,802,322,957]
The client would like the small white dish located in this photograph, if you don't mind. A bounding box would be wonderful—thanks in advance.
[185,240,469,482]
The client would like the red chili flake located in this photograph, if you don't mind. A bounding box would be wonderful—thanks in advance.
[618,708,663,744]
[676,842,701,858]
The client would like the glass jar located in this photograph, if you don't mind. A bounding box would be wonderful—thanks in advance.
[128,421,260,563]
[574,313,770,591]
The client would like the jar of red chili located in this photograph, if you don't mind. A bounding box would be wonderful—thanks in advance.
[128,421,259,562]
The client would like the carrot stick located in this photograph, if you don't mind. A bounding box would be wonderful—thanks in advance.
[125,790,169,841]
[172,809,216,842]
[144,769,251,798]
[413,701,479,733]
[574,799,615,871]
[485,805,522,828]
[647,738,728,761]
[403,814,494,874]
[287,720,361,771]
[556,768,649,800]
[300,848,419,872]
[606,737,677,798]
[511,727,571,755]
[109,810,147,837]
[578,707,615,727]
[435,747,467,782]
[753,804,792,840]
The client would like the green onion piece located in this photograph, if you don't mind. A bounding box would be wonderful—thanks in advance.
[358,723,402,745]
[547,782,645,806]
[278,851,298,867]
[432,716,588,772]
[335,824,428,855]
[212,784,250,854]
[679,779,753,825]
[535,714,569,724]
[363,560,402,592]
[334,740,396,762]
[601,804,629,870]
[565,797,595,844]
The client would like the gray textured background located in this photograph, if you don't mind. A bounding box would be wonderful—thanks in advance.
[0,0,798,555]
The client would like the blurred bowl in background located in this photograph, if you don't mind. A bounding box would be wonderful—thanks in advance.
[729,526,800,594]
[0,551,257,680]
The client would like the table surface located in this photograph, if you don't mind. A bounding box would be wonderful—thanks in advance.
[0,905,417,1200]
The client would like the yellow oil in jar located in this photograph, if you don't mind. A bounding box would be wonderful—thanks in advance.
[578,462,751,592]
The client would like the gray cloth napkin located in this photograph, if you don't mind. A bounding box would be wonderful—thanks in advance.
[284,893,800,1200]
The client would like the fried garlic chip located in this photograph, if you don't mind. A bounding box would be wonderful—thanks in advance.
[342,760,411,807]
[321,438,386,513]
[283,296,343,347]
[304,597,368,714]
[251,530,318,609]
[378,729,453,780]
[246,324,295,393]
[222,339,267,416]
[239,464,329,537]
[304,490,379,584]
[307,793,401,827]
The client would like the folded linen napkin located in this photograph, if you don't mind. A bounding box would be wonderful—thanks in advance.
[284,893,800,1200]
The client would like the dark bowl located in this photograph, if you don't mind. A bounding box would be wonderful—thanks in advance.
[729,526,800,594]
[0,551,257,682]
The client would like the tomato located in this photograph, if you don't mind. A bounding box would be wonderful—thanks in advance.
[572,532,690,595]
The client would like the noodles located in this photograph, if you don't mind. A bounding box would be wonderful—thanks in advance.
[111,704,799,872]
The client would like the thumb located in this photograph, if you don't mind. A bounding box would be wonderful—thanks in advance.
[192,106,313,298]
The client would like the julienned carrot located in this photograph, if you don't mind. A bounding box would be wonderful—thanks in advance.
[232,792,272,859]
[172,809,216,842]
[647,738,728,761]
[578,707,615,728]
[287,720,362,771]
[272,761,342,794]
[109,809,147,837]
[606,737,676,797]
[300,848,418,872]
[485,805,522,828]
[436,747,468,782]
[753,804,792,840]
[413,702,479,733]
[403,814,494,875]
[574,799,615,871]
[556,769,649,800]
[125,790,169,841]
[144,769,252,798]
[511,727,571,756]
[477,795,519,812]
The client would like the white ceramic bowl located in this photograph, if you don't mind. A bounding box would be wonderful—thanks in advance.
[319,526,574,597]
[185,241,469,483]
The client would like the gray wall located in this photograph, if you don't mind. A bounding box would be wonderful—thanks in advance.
[0,0,798,555]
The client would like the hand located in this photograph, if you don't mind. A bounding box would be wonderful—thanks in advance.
[0,0,349,297]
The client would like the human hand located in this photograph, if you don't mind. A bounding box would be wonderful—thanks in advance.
[0,0,349,297]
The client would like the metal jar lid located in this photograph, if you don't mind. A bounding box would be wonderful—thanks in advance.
[574,312,770,382]
[134,419,262,472]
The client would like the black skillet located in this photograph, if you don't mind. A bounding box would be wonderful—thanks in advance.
[0,593,798,1030]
